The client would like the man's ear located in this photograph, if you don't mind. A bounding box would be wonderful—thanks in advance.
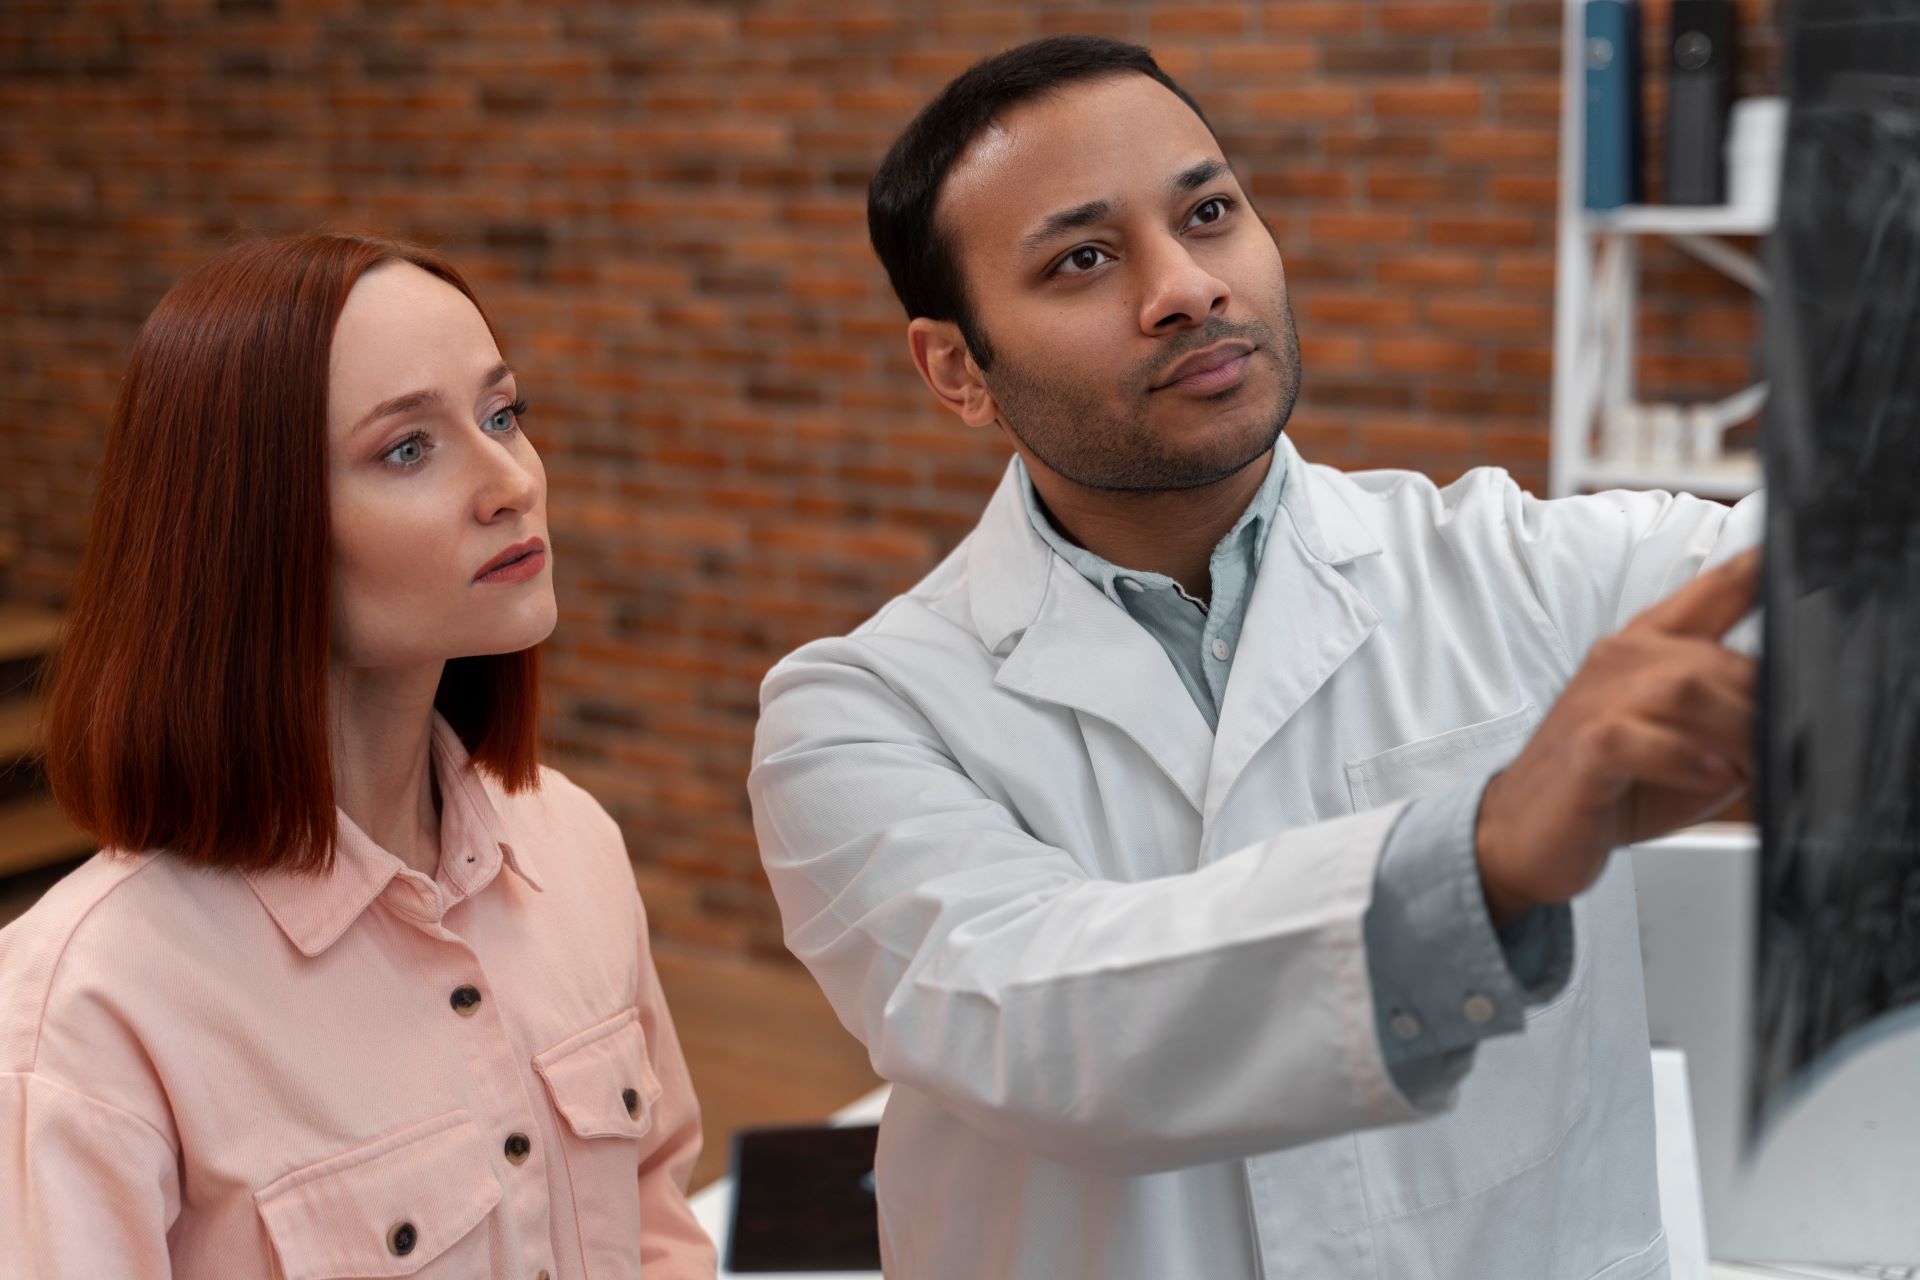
[907,317,1000,429]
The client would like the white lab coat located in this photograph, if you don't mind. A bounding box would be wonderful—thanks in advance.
[750,437,1763,1279]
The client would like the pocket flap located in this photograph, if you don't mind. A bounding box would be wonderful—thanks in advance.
[533,1007,663,1141]
[1345,702,1539,811]
[255,1111,501,1280]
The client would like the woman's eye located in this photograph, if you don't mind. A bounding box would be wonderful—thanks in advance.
[1057,246,1112,276]
[384,434,426,467]
[1189,197,1230,227]
[484,398,527,435]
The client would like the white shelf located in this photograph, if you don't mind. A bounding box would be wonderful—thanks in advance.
[1584,204,1776,237]
[1573,455,1762,500]
[1549,0,1783,500]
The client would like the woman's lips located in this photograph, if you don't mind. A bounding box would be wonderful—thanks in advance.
[475,539,546,584]
[477,548,545,584]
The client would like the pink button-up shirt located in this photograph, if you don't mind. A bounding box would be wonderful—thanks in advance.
[0,715,716,1279]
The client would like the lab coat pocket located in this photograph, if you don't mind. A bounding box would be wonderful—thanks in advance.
[1343,701,1538,811]
[255,1110,502,1280]
[1339,700,1595,1225]
[534,1007,661,1277]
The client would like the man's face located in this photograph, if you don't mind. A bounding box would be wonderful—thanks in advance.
[936,73,1301,493]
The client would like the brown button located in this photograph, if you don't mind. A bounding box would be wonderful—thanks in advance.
[449,985,482,1016]
[387,1220,417,1256]
[504,1131,531,1165]
[536,1271,551,1280]
[622,1087,640,1118]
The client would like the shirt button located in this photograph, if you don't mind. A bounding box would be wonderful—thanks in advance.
[1211,638,1231,661]
[449,985,483,1016]
[1462,993,1497,1024]
[504,1132,532,1165]
[622,1087,641,1118]
[387,1220,418,1256]
[1388,1012,1423,1042]
[537,1271,552,1280]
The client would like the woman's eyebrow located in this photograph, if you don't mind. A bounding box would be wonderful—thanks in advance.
[351,363,513,438]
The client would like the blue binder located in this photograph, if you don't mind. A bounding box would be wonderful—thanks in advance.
[1584,0,1646,209]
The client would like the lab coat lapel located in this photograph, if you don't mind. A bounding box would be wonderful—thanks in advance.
[1204,444,1384,827]
[969,463,1213,814]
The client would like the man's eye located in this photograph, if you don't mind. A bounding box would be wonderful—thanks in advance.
[1057,246,1112,276]
[1189,197,1230,227]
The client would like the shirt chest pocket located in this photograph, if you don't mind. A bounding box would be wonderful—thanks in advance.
[533,1007,663,1277]
[1344,701,1538,811]
[255,1111,502,1280]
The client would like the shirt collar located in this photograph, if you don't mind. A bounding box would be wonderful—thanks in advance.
[1014,446,1289,604]
[246,712,542,958]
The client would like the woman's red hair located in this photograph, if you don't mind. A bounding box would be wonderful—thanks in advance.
[43,233,541,873]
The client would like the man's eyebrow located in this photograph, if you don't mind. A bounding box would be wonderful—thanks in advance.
[1017,163,1234,260]
[1171,158,1230,195]
[352,363,513,437]
[1020,198,1114,257]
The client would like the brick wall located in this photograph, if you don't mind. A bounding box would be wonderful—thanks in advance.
[0,0,1776,956]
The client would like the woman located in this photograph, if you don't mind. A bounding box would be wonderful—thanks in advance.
[0,234,716,1278]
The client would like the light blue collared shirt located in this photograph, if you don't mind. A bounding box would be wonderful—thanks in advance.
[1017,451,1573,1102]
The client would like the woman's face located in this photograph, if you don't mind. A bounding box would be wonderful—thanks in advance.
[326,262,555,670]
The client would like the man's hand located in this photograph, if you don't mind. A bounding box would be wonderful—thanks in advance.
[1476,547,1761,926]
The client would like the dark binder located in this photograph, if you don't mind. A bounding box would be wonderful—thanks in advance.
[1665,0,1738,205]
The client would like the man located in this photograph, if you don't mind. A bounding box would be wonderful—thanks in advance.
[749,36,1761,1279]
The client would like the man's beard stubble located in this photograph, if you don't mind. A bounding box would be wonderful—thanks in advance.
[982,300,1303,494]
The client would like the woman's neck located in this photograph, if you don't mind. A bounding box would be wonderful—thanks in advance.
[328,661,446,877]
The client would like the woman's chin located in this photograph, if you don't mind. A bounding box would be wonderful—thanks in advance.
[454,596,559,658]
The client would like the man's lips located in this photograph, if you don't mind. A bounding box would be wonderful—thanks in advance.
[1152,341,1257,392]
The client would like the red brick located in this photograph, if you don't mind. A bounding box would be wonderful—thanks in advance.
[1307,211,1418,244]
[1376,254,1488,288]
[1150,6,1248,35]
[1261,3,1369,34]
[1427,297,1552,333]
[1439,128,1560,164]
[1249,85,1361,120]
[1489,174,1561,206]
[1376,337,1483,374]
[1210,44,1318,78]
[1367,171,1481,204]
[1303,291,1418,328]
[1428,213,1544,247]
[1379,3,1494,33]
[1251,168,1354,200]
[1372,81,1486,119]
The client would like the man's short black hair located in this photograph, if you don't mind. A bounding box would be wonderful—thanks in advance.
[867,35,1213,369]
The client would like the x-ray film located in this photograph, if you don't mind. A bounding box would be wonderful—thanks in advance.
[1752,0,1920,1140]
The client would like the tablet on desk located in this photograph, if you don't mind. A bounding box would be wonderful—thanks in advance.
[725,1123,882,1273]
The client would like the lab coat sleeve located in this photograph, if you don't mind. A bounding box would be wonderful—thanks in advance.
[0,1070,180,1279]
[1500,478,1766,663]
[749,647,1425,1178]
